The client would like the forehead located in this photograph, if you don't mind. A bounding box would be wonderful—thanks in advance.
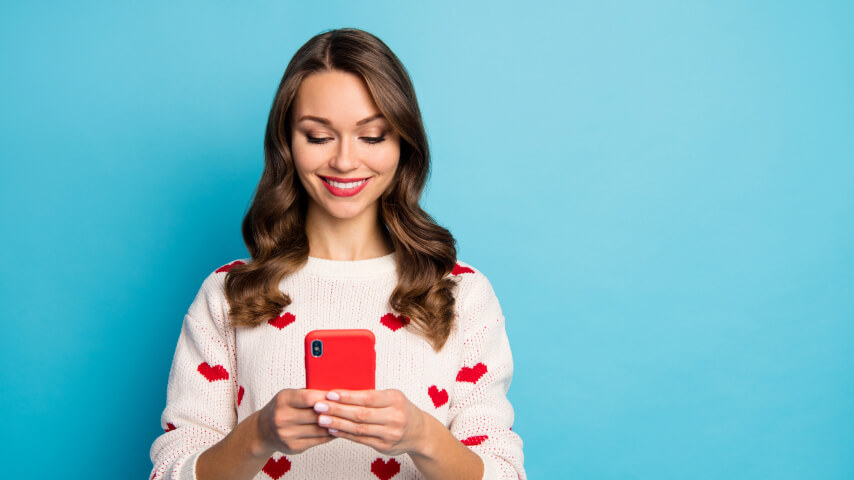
[292,70,383,126]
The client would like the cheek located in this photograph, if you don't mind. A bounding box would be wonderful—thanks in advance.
[374,143,401,175]
[292,144,321,176]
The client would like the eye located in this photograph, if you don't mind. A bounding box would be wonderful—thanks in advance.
[361,136,386,144]
[306,135,332,144]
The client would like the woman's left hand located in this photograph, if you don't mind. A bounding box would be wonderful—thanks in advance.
[313,389,431,456]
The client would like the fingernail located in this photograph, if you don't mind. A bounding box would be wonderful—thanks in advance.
[326,391,340,401]
[313,402,329,413]
[318,415,332,426]
[328,428,339,434]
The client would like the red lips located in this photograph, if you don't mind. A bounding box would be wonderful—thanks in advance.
[319,175,371,197]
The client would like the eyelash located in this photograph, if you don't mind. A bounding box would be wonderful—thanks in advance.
[306,135,386,145]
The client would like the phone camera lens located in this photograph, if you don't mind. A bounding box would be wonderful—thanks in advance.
[311,340,323,357]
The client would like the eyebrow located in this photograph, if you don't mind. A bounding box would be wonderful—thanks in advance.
[297,113,385,126]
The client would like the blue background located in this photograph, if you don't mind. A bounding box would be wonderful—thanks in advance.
[1,1,852,478]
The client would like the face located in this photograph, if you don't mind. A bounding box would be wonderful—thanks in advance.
[290,70,401,221]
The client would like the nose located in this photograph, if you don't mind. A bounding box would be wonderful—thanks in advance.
[328,136,360,172]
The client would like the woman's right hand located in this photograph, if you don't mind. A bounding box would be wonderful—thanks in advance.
[255,389,336,456]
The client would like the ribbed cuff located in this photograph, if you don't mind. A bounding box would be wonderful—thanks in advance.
[473,450,500,480]
[178,447,209,480]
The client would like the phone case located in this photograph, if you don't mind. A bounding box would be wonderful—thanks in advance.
[305,329,376,391]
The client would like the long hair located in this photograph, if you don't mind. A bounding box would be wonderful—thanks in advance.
[224,28,459,351]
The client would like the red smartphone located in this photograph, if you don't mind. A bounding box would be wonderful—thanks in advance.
[305,329,376,391]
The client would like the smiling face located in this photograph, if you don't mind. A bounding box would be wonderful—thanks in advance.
[290,70,401,222]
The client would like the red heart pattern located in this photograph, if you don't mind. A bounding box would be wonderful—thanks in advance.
[456,363,488,383]
[215,260,245,273]
[164,422,176,432]
[237,385,245,406]
[461,435,488,446]
[197,362,229,382]
[427,385,448,408]
[262,456,291,479]
[268,312,295,330]
[380,313,409,332]
[370,458,401,480]
[451,263,474,275]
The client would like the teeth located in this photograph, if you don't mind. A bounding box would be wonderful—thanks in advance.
[326,178,367,189]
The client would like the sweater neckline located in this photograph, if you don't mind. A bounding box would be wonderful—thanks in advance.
[300,251,397,278]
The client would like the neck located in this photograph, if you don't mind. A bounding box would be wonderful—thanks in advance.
[305,201,394,261]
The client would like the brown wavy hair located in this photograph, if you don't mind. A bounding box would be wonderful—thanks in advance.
[224,28,459,351]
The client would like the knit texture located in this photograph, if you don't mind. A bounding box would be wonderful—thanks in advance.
[150,252,525,479]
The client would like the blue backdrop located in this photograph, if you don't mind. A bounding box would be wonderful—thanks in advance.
[1,1,852,478]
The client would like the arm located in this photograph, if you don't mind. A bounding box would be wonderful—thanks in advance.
[149,270,240,479]
[408,410,485,479]
[150,267,335,480]
[446,271,526,479]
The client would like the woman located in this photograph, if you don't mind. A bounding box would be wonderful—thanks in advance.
[150,28,525,480]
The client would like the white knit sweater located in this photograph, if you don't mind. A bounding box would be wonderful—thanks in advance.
[149,252,525,480]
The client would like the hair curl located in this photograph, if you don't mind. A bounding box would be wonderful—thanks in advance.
[224,28,459,351]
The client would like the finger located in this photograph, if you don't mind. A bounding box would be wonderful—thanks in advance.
[291,434,337,451]
[326,389,397,407]
[270,402,329,427]
[289,423,335,439]
[313,401,387,425]
[317,414,386,438]
[328,429,386,450]
[286,389,333,408]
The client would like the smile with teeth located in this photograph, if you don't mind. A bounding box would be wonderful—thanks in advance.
[318,175,372,197]
[323,178,367,189]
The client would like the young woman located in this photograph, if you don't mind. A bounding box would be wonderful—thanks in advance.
[150,28,525,480]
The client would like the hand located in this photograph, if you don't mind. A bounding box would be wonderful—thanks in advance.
[255,388,336,456]
[312,389,430,456]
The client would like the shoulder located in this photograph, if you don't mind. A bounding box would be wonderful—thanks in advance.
[201,258,251,290]
[448,259,501,316]
[186,258,251,325]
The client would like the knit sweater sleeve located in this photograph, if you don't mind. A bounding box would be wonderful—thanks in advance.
[149,266,239,480]
[447,268,526,480]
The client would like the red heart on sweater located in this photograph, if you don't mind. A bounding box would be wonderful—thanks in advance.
[370,458,400,480]
[461,435,488,446]
[451,263,474,275]
[427,385,448,408]
[456,363,488,383]
[262,456,291,479]
[268,312,295,330]
[197,362,229,382]
[380,313,409,332]
[237,385,245,406]
[215,260,245,273]
[164,422,176,432]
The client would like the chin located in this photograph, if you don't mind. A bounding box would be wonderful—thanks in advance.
[322,201,371,220]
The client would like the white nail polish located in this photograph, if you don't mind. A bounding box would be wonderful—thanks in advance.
[326,391,340,401]
[314,402,329,412]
